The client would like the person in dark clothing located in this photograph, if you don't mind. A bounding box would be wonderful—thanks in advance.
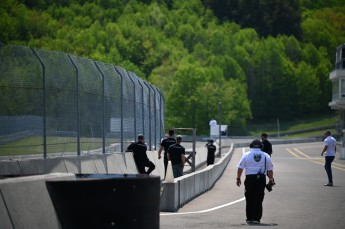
[126,134,155,174]
[261,133,273,157]
[167,135,186,178]
[205,139,217,166]
[158,129,176,177]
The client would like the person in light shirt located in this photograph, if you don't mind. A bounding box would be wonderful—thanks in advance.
[209,118,217,126]
[321,130,336,186]
[236,139,274,225]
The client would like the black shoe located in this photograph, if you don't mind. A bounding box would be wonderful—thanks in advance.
[324,183,333,186]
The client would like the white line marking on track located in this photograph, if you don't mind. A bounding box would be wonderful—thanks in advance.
[160,197,245,216]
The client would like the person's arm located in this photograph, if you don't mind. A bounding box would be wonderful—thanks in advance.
[267,170,274,180]
[181,154,186,166]
[158,145,163,159]
[236,168,243,187]
[269,143,273,155]
[125,143,133,152]
[321,145,328,156]
[267,170,275,185]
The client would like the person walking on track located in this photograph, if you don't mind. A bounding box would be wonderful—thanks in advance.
[321,130,336,186]
[236,139,274,225]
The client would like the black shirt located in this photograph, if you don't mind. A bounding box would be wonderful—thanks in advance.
[161,137,176,156]
[126,141,148,163]
[262,139,272,155]
[168,143,185,165]
[206,143,217,158]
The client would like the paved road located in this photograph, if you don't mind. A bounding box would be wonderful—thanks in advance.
[160,142,345,229]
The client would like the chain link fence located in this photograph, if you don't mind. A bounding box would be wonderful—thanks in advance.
[0,44,165,159]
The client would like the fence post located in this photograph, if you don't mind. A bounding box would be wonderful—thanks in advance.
[32,49,47,158]
[157,90,165,140]
[151,85,157,149]
[143,81,152,150]
[126,72,137,141]
[94,62,106,154]
[114,67,124,152]
[137,79,145,137]
[68,55,81,156]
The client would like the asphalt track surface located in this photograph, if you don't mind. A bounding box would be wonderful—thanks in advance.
[160,142,345,229]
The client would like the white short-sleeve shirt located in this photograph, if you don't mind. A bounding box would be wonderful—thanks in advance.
[324,136,336,157]
[237,148,273,175]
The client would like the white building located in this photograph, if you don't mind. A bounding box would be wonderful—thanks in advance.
[329,43,345,159]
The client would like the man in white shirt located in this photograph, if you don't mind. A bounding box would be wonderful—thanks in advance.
[209,118,217,126]
[236,139,274,225]
[321,130,336,186]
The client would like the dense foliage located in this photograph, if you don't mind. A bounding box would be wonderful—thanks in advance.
[1,0,344,134]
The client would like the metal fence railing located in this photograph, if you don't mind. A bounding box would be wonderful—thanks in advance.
[0,44,165,159]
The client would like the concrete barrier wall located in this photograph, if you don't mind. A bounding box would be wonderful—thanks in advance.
[0,173,76,229]
[0,160,21,175]
[0,146,209,179]
[160,144,233,212]
[0,145,219,228]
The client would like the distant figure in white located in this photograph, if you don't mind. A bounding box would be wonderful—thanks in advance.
[209,118,217,126]
[209,118,217,138]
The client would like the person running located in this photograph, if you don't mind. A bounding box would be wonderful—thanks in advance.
[158,129,176,177]
[126,134,155,174]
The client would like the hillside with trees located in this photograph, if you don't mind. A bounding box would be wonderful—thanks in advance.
[1,0,344,135]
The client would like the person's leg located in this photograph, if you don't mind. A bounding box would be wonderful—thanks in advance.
[136,162,146,174]
[144,160,155,174]
[164,155,168,177]
[253,179,266,222]
[244,176,255,222]
[324,156,335,184]
[207,157,211,166]
[172,164,178,178]
[177,165,183,177]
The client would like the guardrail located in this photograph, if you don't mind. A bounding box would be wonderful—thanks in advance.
[160,144,234,212]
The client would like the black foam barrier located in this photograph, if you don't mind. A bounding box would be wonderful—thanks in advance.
[46,174,160,229]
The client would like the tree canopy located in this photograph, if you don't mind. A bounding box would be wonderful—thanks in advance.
[1,0,344,135]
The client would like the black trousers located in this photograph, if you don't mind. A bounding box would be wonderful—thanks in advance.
[207,156,215,166]
[164,154,168,177]
[136,160,155,174]
[324,156,335,183]
[244,174,266,221]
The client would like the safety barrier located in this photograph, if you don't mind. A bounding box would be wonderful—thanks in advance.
[0,145,210,178]
[0,173,76,229]
[0,152,137,176]
[160,144,233,212]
